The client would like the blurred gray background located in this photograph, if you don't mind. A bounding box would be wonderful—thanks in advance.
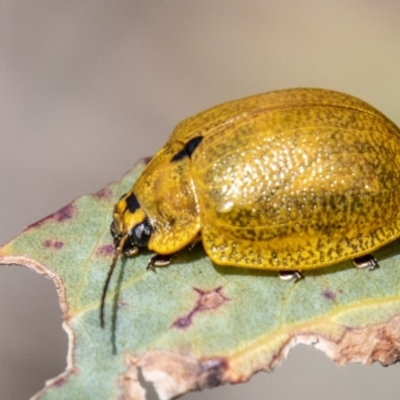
[1,1,400,399]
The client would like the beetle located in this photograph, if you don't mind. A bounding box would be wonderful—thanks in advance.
[100,88,400,327]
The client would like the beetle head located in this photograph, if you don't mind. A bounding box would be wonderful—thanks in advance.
[101,191,152,328]
[110,191,152,255]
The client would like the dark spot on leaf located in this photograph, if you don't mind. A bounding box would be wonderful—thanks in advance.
[322,289,336,301]
[53,377,65,387]
[27,204,75,229]
[54,204,74,222]
[173,316,192,329]
[42,239,64,250]
[94,187,112,200]
[96,244,115,257]
[172,287,230,329]
[118,299,129,309]
[194,287,228,311]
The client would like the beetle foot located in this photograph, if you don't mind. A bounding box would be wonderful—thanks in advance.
[147,254,172,272]
[279,270,303,282]
[353,254,379,271]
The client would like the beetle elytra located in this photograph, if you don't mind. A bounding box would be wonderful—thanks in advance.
[100,88,400,326]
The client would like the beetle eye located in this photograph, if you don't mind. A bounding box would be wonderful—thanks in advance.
[129,218,152,247]
[110,220,119,238]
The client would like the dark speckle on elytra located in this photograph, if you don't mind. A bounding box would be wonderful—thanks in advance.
[96,244,115,257]
[172,286,230,329]
[43,239,64,250]
[26,204,75,230]
[322,289,336,301]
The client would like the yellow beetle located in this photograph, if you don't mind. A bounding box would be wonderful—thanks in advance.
[100,88,400,326]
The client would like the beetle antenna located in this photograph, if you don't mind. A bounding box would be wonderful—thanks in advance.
[100,235,127,328]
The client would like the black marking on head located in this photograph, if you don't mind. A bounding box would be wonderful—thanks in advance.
[125,192,140,213]
[171,136,203,162]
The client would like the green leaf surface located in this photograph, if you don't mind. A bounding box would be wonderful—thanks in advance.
[2,159,400,400]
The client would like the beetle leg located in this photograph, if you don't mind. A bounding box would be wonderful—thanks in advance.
[187,235,201,251]
[353,254,379,271]
[147,254,172,272]
[279,270,303,282]
[125,245,139,257]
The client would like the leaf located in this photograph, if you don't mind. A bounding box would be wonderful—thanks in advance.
[1,159,400,400]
